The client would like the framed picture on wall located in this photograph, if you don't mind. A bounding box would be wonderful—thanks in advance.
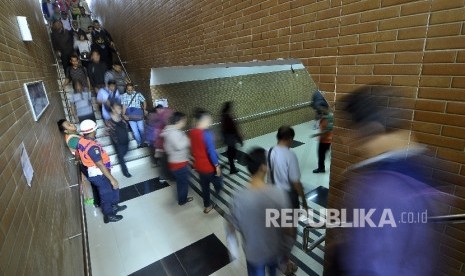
[23,81,49,121]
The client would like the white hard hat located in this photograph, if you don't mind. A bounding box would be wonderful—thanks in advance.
[79,119,98,134]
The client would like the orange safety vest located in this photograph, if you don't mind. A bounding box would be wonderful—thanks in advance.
[65,133,81,154]
[77,137,111,168]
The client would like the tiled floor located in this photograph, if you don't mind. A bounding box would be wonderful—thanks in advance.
[85,121,330,276]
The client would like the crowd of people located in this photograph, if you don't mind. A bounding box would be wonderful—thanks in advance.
[48,3,444,276]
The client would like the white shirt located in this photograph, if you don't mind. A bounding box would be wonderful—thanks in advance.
[61,18,72,31]
[267,145,301,191]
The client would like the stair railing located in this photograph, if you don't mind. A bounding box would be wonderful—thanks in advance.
[302,213,465,252]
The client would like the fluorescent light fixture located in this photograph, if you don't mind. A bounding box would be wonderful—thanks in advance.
[17,16,32,41]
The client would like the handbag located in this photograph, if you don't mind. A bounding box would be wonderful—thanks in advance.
[79,41,91,61]
[124,93,144,121]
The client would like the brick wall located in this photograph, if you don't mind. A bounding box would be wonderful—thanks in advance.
[0,1,83,275]
[91,0,465,274]
[151,69,317,141]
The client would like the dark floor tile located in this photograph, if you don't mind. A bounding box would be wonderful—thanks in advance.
[129,254,187,276]
[176,234,231,276]
[129,259,168,276]
[135,177,170,195]
[290,140,305,148]
[159,254,188,276]
[119,185,140,203]
[305,185,329,208]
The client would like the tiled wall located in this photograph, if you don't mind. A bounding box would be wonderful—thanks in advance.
[0,1,82,275]
[151,69,317,141]
[91,0,465,273]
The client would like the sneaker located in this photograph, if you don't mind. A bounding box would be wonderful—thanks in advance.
[312,168,325,173]
[112,204,127,213]
[123,172,132,178]
[104,214,123,223]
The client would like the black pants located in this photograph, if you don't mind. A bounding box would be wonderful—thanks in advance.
[113,142,129,175]
[318,142,331,170]
[226,145,237,172]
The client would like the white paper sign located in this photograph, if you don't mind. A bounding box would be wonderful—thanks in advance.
[154,98,168,108]
[20,143,34,187]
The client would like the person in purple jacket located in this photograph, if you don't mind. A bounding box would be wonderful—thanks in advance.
[324,85,440,276]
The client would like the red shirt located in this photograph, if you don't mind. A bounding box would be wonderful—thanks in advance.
[189,128,217,174]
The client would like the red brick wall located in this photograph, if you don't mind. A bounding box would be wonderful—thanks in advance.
[91,0,465,273]
[0,1,83,274]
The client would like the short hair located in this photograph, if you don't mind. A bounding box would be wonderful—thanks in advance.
[110,100,121,109]
[70,54,79,60]
[126,83,134,88]
[57,119,67,133]
[245,147,267,175]
[72,80,83,90]
[170,112,186,125]
[93,20,100,24]
[113,61,122,67]
[91,49,100,55]
[193,108,210,121]
[107,79,117,85]
[341,85,400,136]
[277,126,295,141]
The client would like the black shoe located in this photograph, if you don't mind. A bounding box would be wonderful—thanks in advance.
[123,172,132,178]
[112,204,127,213]
[230,169,239,174]
[313,168,325,173]
[179,197,194,206]
[104,214,123,223]
[137,144,143,149]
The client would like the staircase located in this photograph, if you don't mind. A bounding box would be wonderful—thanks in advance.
[53,45,325,276]
[188,152,327,276]
[56,67,152,173]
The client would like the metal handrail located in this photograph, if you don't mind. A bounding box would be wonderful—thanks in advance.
[47,23,92,275]
[112,43,132,84]
[301,213,465,252]
[210,101,312,127]
[428,214,465,224]
[74,155,92,276]
[46,24,75,122]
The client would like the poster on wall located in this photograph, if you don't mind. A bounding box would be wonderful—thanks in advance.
[155,98,169,108]
[23,81,49,121]
[20,142,34,187]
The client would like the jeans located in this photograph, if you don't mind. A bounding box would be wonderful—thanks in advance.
[246,260,278,276]
[88,175,120,216]
[198,172,223,207]
[113,142,129,175]
[172,165,191,205]
[128,120,145,145]
[318,142,331,170]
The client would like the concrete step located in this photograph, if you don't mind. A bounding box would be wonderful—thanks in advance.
[110,148,152,173]
[111,155,153,174]
[102,139,139,156]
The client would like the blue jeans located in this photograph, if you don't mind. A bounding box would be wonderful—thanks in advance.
[88,175,120,216]
[172,165,191,205]
[128,120,145,145]
[198,172,223,207]
[246,260,278,276]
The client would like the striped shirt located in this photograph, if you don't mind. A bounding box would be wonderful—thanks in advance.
[120,92,145,108]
